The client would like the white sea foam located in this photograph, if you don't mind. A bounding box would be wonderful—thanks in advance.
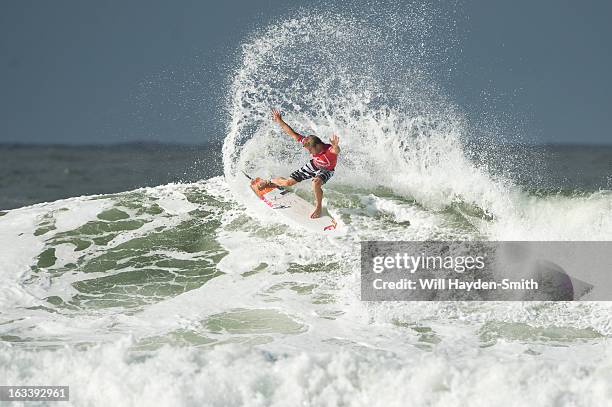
[2,337,612,407]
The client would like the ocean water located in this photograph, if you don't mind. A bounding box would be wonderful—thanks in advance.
[0,143,222,210]
[2,7,612,407]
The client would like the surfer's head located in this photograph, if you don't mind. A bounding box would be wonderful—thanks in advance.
[303,135,325,154]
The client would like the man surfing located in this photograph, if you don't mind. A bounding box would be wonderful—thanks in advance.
[256,109,340,219]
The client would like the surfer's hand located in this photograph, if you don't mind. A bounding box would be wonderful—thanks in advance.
[330,133,340,154]
[272,109,283,123]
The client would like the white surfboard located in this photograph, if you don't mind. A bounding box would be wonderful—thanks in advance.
[247,174,338,234]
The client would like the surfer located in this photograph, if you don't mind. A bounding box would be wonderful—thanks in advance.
[257,109,340,219]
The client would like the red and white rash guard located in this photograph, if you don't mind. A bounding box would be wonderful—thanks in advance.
[296,136,338,170]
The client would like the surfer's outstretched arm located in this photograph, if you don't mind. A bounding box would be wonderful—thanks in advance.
[272,109,303,142]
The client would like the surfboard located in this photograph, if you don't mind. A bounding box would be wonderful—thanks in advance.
[245,173,338,234]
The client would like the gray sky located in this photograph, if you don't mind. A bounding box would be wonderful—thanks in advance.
[1,0,611,144]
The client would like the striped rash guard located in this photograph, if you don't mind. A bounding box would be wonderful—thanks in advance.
[296,135,338,170]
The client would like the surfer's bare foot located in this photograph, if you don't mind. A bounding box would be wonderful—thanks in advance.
[256,180,272,190]
[310,206,322,219]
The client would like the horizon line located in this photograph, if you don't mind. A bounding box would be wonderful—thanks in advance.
[1,140,611,148]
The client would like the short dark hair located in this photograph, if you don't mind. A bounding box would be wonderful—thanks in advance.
[303,135,323,147]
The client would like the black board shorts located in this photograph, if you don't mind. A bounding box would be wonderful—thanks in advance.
[290,160,335,184]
